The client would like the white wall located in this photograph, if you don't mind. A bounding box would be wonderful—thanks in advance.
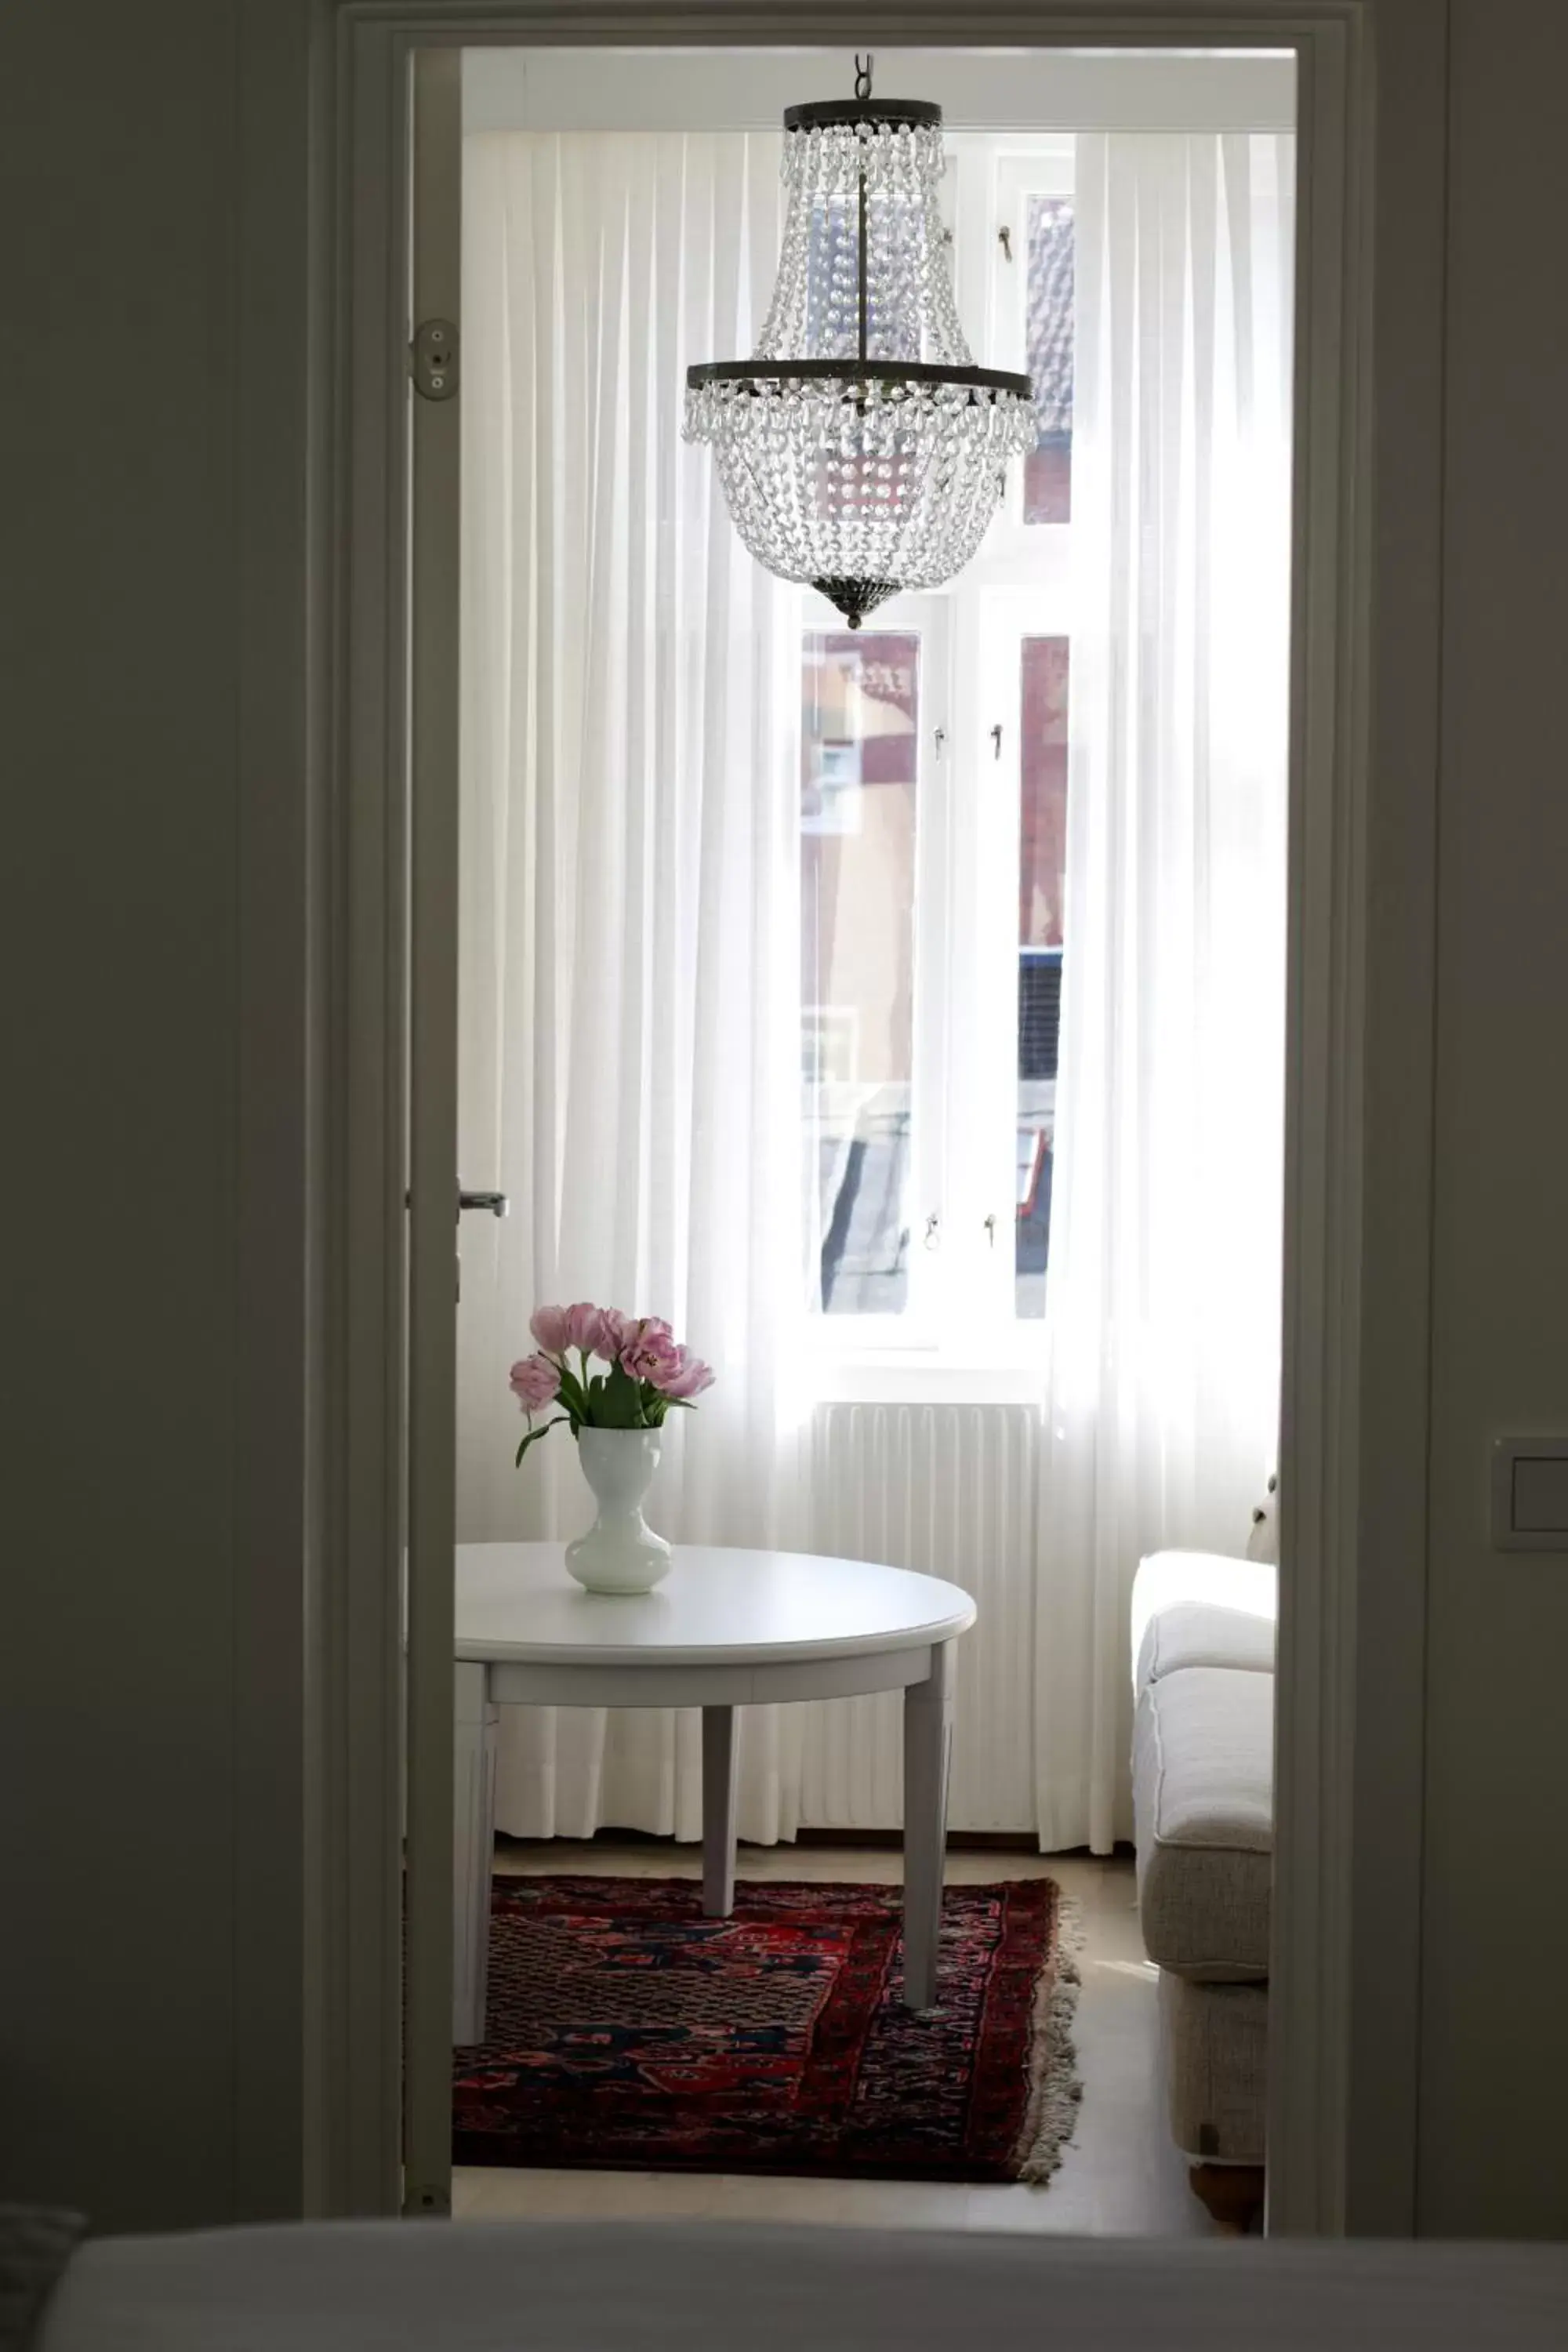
[1415,0,1568,2238]
[0,0,314,2230]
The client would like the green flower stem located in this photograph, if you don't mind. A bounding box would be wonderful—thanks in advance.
[549,1352,592,1428]
[515,1414,569,1467]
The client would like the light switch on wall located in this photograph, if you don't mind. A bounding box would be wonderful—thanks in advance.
[1491,1436,1568,1550]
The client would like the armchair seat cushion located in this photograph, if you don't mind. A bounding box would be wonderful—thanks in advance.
[1133,1663,1273,1980]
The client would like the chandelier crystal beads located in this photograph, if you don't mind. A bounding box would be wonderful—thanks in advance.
[684,64,1036,628]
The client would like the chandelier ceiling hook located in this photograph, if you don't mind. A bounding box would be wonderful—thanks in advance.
[854,54,874,102]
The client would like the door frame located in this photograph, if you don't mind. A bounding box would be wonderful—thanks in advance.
[310,0,1445,2233]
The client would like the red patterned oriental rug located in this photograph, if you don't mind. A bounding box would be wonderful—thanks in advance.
[452,1875,1081,2183]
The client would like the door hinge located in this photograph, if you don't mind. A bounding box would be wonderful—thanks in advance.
[411,318,459,401]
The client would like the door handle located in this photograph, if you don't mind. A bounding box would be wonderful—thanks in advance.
[458,1187,509,1219]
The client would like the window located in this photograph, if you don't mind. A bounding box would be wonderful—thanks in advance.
[1016,636,1070,1318]
[801,632,922,1316]
[1023,197,1075,524]
[794,134,1076,1372]
[796,137,1076,1366]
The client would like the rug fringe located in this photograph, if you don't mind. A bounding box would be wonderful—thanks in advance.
[1012,1893,1085,2185]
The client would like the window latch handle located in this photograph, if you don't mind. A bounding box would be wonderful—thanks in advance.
[998,225,1014,263]
[990,722,1003,760]
[984,1212,998,1248]
[924,1213,942,1251]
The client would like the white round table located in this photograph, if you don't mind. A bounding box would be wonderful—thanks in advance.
[452,1541,977,2042]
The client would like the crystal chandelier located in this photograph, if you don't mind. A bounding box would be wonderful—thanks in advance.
[684,56,1036,629]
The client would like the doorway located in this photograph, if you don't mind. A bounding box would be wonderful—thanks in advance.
[320,6,1406,2238]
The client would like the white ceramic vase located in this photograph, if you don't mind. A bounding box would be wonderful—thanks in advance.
[564,1428,673,1595]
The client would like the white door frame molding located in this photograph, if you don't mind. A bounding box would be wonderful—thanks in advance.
[310,0,1446,2233]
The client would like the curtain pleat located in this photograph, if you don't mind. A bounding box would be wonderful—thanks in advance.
[459,130,807,1842]
[1033,132,1294,1853]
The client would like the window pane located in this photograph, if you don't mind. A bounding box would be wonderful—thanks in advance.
[801,633,920,1314]
[1017,637,1069,1316]
[1024,196,1074,525]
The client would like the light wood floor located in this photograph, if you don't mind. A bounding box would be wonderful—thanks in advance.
[453,1841,1214,2238]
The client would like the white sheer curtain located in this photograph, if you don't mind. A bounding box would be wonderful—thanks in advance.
[1033,132,1295,1852]
[456,123,1294,1856]
[456,129,810,1842]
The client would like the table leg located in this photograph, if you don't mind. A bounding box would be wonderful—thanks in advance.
[453,1661,498,2046]
[902,1640,955,2009]
[702,1704,739,1918]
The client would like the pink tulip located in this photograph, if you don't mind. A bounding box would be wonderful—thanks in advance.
[655,1346,716,1401]
[528,1305,572,1354]
[562,1301,608,1354]
[508,1353,561,1413]
[595,1308,633,1361]
[628,1315,674,1348]
[622,1318,682,1385]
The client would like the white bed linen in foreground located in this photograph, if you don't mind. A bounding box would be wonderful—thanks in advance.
[38,2221,1568,2352]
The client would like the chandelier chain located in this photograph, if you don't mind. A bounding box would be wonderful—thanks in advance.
[854,54,873,101]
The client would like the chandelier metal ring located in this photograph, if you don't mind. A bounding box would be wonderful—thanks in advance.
[686,358,1035,399]
[781,98,942,131]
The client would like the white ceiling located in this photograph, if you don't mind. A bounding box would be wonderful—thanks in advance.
[463,47,1297,136]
